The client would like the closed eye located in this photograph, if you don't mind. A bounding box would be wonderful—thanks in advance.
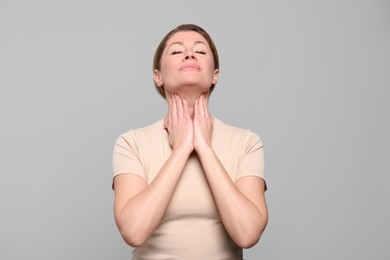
[171,51,183,55]
[195,51,206,55]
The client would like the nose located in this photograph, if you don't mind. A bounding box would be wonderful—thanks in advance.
[183,51,196,61]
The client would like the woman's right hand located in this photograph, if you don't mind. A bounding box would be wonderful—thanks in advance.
[165,93,194,154]
[114,94,195,247]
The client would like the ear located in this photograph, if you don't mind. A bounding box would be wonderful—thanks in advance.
[153,69,163,87]
[212,69,219,85]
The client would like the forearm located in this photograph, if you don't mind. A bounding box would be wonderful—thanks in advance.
[115,148,191,247]
[196,146,267,248]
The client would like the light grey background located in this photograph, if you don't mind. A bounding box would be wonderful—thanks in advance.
[1,0,389,259]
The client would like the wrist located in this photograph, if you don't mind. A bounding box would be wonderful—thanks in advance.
[194,143,213,155]
[172,144,193,157]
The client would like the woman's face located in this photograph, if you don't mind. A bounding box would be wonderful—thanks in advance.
[154,31,219,97]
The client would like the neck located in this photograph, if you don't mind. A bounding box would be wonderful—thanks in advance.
[165,91,210,119]
[185,96,197,119]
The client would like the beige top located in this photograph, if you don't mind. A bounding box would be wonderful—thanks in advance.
[112,118,266,260]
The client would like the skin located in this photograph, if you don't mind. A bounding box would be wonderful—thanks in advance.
[114,31,268,249]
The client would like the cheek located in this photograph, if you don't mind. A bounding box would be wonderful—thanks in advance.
[159,64,171,80]
[160,58,176,73]
[206,62,215,76]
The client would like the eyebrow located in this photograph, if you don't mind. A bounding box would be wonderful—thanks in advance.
[167,40,207,49]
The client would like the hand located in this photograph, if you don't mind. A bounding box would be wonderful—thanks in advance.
[165,94,194,154]
[193,94,214,152]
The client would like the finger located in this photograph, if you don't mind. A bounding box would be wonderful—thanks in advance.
[168,95,172,126]
[176,94,184,118]
[182,97,190,118]
[171,94,177,123]
[199,94,206,117]
[168,94,172,115]
[203,95,212,120]
[205,95,210,114]
[194,96,201,118]
[204,94,209,107]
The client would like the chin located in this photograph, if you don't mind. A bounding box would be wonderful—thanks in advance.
[168,82,211,95]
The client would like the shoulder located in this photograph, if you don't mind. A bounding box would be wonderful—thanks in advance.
[114,119,165,147]
[118,119,164,139]
[214,118,263,146]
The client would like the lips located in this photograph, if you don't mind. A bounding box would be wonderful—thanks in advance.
[180,63,200,70]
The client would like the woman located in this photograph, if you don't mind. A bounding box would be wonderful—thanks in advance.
[112,24,268,260]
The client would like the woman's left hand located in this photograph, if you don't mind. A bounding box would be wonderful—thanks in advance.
[193,94,214,152]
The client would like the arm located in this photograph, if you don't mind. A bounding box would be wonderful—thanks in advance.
[114,148,191,247]
[113,94,193,247]
[195,148,268,248]
[193,95,268,248]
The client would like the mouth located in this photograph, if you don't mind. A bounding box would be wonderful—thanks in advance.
[180,63,200,71]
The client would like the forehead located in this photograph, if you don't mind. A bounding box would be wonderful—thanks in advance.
[165,31,209,47]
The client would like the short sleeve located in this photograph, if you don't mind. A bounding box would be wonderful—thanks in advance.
[236,131,266,189]
[112,131,146,184]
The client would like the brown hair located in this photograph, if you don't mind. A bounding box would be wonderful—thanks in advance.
[153,24,219,98]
